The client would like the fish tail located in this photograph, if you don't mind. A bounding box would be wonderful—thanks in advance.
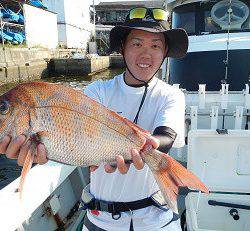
[19,148,34,199]
[145,149,209,213]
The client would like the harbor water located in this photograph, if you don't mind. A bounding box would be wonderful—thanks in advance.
[0,68,124,190]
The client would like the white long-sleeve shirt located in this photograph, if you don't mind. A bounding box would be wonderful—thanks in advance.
[83,74,185,231]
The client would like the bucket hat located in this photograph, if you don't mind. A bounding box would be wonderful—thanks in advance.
[109,8,188,58]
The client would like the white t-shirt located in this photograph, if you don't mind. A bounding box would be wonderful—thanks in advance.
[83,73,185,231]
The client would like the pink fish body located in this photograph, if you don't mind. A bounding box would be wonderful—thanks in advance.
[0,82,209,211]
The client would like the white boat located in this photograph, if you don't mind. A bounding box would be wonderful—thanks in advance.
[166,0,250,230]
[0,163,89,231]
[1,0,250,230]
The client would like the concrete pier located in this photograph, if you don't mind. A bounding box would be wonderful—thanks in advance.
[0,48,126,85]
[0,47,81,85]
[50,56,110,76]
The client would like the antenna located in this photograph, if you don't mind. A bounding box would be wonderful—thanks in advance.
[220,0,232,130]
[223,0,232,84]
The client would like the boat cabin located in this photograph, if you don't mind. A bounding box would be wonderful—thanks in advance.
[167,0,250,91]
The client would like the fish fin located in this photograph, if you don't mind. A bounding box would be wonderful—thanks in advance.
[153,170,179,213]
[147,150,209,213]
[19,148,34,199]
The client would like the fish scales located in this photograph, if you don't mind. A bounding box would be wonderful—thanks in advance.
[27,83,146,144]
[33,106,143,166]
[7,83,144,166]
[0,81,209,212]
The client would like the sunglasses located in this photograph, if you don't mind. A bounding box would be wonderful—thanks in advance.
[128,7,169,21]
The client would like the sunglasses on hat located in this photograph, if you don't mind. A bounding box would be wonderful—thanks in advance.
[128,7,169,22]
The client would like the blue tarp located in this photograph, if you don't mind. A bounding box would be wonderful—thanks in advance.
[29,0,48,9]
[0,30,25,44]
[1,9,19,22]
[20,31,25,41]
[0,31,14,42]
[0,8,25,45]
[4,30,25,44]
[18,12,24,24]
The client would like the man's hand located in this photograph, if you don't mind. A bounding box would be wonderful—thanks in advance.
[91,135,160,174]
[0,135,48,166]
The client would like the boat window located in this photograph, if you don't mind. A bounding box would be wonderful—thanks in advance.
[106,12,111,22]
[168,49,250,91]
[172,4,196,34]
[204,6,221,33]
[172,0,250,35]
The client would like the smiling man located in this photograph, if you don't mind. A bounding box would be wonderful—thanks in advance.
[0,7,188,231]
[122,29,167,85]
[81,7,188,231]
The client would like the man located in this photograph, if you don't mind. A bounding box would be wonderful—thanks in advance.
[80,8,187,231]
[0,7,188,231]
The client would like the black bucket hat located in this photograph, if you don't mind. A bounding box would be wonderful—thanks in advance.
[109,10,188,58]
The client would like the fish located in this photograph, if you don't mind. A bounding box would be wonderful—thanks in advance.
[0,81,209,212]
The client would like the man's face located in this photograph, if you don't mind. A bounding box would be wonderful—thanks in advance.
[123,29,167,85]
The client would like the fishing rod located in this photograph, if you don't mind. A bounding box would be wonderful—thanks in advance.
[224,0,232,84]
[222,0,232,129]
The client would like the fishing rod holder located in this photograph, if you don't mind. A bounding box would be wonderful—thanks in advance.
[190,106,198,130]
[220,83,229,110]
[198,84,206,109]
[210,106,219,129]
[234,106,243,129]
[244,84,250,109]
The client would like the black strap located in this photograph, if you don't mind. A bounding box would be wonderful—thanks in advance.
[129,218,134,231]
[122,72,149,125]
[86,197,157,214]
[133,84,148,124]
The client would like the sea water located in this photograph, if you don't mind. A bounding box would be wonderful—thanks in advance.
[0,68,124,190]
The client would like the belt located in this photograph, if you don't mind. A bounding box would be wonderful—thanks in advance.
[80,185,169,219]
[85,197,159,219]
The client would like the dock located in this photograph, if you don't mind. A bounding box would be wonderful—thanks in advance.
[0,47,125,85]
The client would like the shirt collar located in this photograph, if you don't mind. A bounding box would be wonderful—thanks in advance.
[118,73,158,94]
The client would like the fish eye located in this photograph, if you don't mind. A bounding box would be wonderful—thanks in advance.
[0,101,10,115]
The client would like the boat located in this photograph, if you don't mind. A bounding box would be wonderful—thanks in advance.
[166,0,250,230]
[0,162,89,231]
[1,0,250,230]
